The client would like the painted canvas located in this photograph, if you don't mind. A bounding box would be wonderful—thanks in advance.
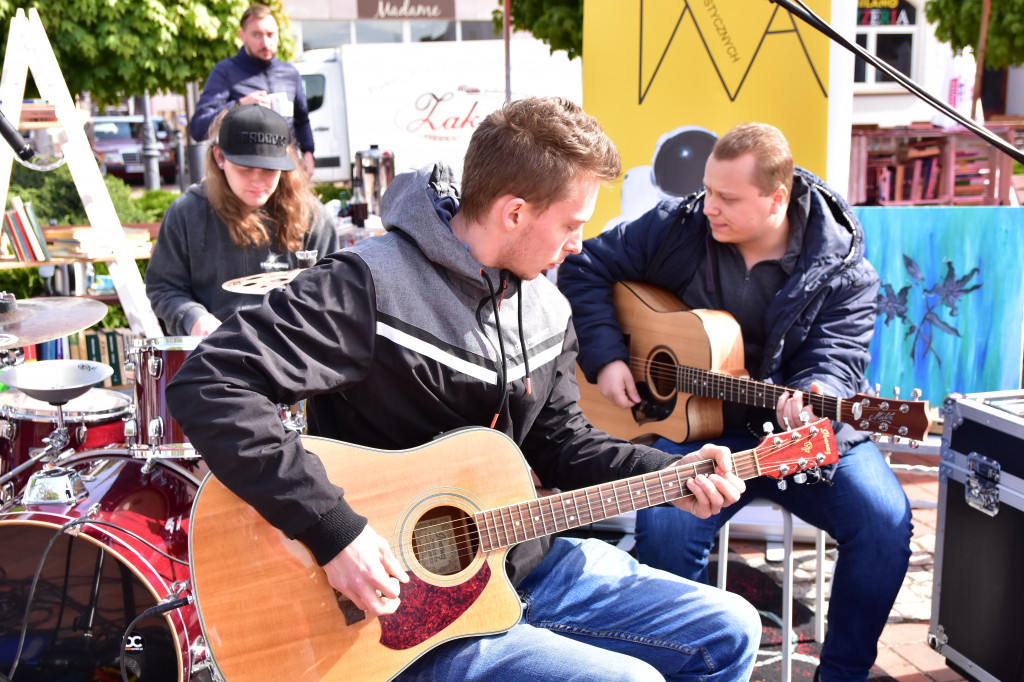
[855,206,1024,407]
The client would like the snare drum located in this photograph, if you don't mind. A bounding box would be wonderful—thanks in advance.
[126,337,202,458]
[0,450,204,682]
[0,388,130,492]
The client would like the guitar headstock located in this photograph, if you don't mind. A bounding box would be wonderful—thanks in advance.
[845,389,933,443]
[754,417,838,481]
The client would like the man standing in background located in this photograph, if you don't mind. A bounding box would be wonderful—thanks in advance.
[190,3,315,176]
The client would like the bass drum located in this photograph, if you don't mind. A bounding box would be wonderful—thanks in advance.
[0,450,205,682]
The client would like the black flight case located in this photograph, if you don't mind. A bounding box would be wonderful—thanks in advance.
[930,391,1024,682]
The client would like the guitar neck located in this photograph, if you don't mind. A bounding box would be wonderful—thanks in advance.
[676,366,842,421]
[476,452,746,551]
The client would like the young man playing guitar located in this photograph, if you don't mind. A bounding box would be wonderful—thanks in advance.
[558,123,914,682]
[165,98,765,681]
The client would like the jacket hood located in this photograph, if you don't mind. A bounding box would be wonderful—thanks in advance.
[380,163,517,298]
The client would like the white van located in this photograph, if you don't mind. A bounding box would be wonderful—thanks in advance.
[298,39,582,184]
[298,49,352,183]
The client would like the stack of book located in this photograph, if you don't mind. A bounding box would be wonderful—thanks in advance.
[2,197,50,261]
[44,225,152,259]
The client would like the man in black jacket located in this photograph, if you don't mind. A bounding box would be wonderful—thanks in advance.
[167,97,761,680]
[557,122,913,682]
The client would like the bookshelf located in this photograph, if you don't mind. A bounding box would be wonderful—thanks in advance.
[849,126,1018,207]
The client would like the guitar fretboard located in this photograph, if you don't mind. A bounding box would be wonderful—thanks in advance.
[675,366,843,421]
[475,452,756,551]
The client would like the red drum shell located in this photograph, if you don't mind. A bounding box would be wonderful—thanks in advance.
[0,450,201,682]
[0,388,130,492]
[129,337,202,456]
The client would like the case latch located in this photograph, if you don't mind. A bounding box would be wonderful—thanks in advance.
[965,452,1000,516]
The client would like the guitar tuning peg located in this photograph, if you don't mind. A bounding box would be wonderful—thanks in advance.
[889,435,901,445]
[777,479,788,491]
[874,383,881,396]
[893,386,901,399]
[911,388,922,400]
[805,467,822,484]
[798,410,810,424]
[762,421,775,435]
[909,440,920,450]
[793,472,807,484]
[782,416,791,431]
[869,433,881,442]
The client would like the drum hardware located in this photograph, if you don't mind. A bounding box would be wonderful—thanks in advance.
[128,337,202,460]
[21,461,89,504]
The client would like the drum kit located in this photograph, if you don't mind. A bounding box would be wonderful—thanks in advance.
[0,296,228,682]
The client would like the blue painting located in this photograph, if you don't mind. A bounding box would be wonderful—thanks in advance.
[855,206,1024,407]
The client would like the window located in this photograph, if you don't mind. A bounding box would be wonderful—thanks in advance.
[411,20,455,42]
[354,20,403,43]
[854,0,917,86]
[302,74,326,112]
[301,21,353,50]
[461,20,498,41]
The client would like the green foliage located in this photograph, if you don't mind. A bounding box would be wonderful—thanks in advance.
[131,189,180,222]
[311,183,351,203]
[0,0,296,105]
[0,267,44,299]
[10,165,150,226]
[492,0,584,60]
[925,0,1024,69]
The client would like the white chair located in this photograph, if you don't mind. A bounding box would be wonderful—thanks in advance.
[716,499,830,682]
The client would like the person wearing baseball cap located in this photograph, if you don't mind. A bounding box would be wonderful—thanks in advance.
[146,104,339,337]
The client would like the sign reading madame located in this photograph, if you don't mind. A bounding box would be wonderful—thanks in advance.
[357,0,455,19]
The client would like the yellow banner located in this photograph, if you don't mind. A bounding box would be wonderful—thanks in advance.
[583,0,833,235]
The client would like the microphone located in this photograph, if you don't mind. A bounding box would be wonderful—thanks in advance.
[0,107,66,171]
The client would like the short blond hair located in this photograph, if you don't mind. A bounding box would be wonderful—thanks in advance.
[459,97,621,223]
[712,122,794,196]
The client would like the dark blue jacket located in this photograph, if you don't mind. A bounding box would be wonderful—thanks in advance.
[557,167,879,454]
[190,48,314,154]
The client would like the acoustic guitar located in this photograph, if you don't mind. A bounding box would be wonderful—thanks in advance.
[188,420,836,681]
[575,281,933,444]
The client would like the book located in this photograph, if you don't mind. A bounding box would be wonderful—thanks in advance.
[84,330,103,365]
[3,210,30,261]
[21,200,51,260]
[9,197,45,261]
[104,329,122,387]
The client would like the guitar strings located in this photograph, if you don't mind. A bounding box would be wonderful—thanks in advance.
[626,355,907,422]
[380,439,826,567]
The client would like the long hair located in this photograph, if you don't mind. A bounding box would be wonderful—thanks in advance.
[204,110,314,252]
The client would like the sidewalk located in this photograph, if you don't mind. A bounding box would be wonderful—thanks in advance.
[728,446,962,681]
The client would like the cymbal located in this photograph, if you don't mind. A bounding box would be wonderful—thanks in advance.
[0,297,108,350]
[222,269,301,295]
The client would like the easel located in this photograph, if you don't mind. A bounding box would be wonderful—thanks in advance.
[0,7,161,337]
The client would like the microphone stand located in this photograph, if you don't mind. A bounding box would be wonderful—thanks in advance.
[0,108,66,171]
[769,0,1024,166]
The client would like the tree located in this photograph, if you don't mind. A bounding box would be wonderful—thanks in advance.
[925,0,1024,70]
[493,0,584,60]
[0,0,296,106]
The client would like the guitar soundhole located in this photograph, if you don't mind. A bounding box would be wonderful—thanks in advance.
[647,347,678,400]
[411,505,479,577]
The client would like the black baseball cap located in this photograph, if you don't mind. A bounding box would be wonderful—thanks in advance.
[217,103,295,171]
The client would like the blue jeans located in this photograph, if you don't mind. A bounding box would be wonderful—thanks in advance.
[634,435,913,682]
[397,536,761,681]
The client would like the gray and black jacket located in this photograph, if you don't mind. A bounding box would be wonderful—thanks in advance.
[165,164,675,583]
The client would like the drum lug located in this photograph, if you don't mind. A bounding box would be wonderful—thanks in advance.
[148,354,164,379]
[0,481,13,509]
[124,416,138,444]
[148,416,164,443]
[0,417,16,441]
[75,423,88,444]
[22,465,89,504]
